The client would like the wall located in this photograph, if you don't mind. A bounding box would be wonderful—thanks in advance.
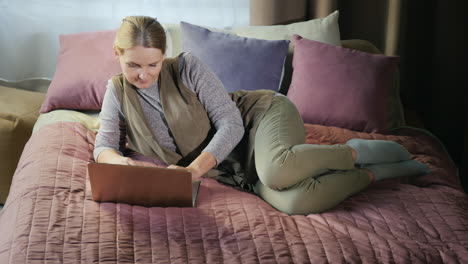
[0,0,249,81]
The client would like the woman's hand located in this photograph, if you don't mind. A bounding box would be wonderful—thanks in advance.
[167,165,203,182]
[97,149,158,167]
[167,152,216,182]
[118,157,159,167]
[102,156,154,167]
[118,156,136,165]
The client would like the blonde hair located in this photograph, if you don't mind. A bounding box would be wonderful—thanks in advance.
[114,16,166,55]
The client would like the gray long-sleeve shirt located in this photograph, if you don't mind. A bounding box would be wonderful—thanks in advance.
[94,52,245,165]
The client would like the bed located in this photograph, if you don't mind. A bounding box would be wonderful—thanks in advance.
[1,14,467,264]
[1,116,467,263]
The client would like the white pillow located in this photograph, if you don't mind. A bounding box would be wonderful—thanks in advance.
[161,23,180,58]
[232,10,341,50]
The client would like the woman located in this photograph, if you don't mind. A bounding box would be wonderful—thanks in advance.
[94,16,429,215]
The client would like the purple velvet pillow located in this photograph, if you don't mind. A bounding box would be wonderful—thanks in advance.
[40,30,121,113]
[287,35,399,133]
[180,22,289,93]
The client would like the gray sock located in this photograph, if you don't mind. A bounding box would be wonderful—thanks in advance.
[364,160,430,181]
[346,138,411,164]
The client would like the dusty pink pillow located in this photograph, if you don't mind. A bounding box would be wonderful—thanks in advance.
[287,34,399,133]
[40,30,121,113]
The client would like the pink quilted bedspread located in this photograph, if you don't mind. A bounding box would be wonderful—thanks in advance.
[0,122,467,263]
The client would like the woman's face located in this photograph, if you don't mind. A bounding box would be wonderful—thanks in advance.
[116,46,164,89]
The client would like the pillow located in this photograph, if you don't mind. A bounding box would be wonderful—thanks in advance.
[180,21,289,93]
[341,39,405,130]
[232,10,341,47]
[33,109,100,134]
[0,85,45,204]
[40,27,173,113]
[40,30,121,113]
[232,10,341,94]
[287,35,399,133]
[162,23,179,57]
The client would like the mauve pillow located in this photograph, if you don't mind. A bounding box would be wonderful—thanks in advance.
[287,35,399,133]
[180,21,289,92]
[40,30,121,113]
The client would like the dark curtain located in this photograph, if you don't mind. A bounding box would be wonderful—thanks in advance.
[250,0,468,192]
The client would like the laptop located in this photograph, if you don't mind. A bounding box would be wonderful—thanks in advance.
[87,162,200,207]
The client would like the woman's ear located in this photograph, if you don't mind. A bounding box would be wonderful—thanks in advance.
[113,49,120,60]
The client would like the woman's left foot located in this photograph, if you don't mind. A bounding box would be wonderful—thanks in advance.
[363,160,430,181]
[346,139,411,164]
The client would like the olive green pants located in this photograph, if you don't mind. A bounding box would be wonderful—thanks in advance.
[254,95,371,215]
